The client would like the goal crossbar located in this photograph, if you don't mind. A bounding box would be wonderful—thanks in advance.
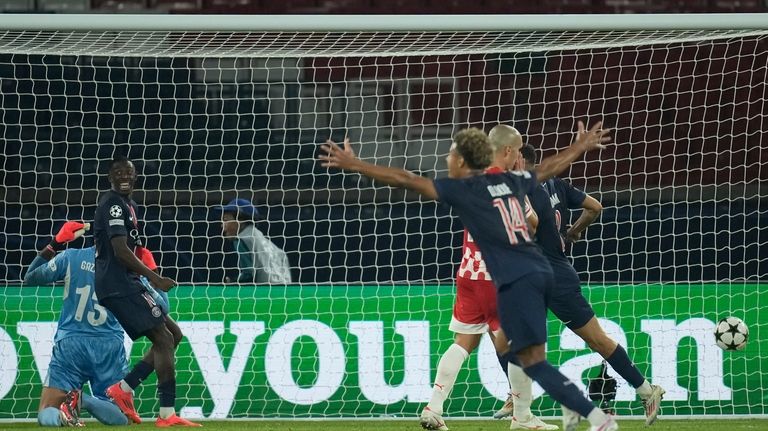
[0,13,767,32]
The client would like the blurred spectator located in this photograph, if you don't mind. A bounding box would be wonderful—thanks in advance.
[215,198,292,285]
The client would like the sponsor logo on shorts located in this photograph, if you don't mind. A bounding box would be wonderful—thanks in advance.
[151,306,162,318]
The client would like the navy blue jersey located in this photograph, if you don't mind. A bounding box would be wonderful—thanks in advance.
[434,170,552,287]
[528,184,569,261]
[542,178,587,239]
[94,190,144,300]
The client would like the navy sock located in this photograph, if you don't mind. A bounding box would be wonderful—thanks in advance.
[605,345,645,388]
[124,360,154,389]
[500,351,521,367]
[524,361,595,418]
[158,378,177,408]
[497,353,509,375]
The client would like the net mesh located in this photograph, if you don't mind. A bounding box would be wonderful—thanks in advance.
[1,27,767,419]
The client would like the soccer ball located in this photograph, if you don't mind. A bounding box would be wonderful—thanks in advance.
[713,316,748,351]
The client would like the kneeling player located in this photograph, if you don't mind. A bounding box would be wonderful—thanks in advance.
[24,221,129,427]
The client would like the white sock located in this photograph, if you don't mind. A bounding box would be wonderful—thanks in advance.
[119,380,132,393]
[586,408,610,427]
[426,343,469,415]
[636,380,653,398]
[508,363,533,420]
[159,407,175,419]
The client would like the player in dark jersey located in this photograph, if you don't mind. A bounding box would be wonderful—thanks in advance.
[419,124,553,431]
[94,155,200,427]
[320,123,620,431]
[521,144,602,247]
[518,144,665,430]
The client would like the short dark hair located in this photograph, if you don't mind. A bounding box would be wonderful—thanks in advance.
[110,154,130,170]
[454,128,492,170]
[520,144,537,167]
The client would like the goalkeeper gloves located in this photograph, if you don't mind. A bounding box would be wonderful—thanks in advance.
[48,221,90,252]
[135,246,158,271]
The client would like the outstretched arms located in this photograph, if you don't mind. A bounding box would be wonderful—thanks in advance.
[319,138,439,201]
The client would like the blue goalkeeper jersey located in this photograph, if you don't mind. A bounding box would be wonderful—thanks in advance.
[24,247,124,343]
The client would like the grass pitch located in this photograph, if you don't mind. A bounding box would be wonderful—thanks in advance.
[1,419,767,431]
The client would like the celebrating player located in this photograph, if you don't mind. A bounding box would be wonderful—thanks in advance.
[23,221,129,427]
[419,125,555,431]
[520,144,603,248]
[320,123,621,431]
[93,155,200,427]
[515,144,665,430]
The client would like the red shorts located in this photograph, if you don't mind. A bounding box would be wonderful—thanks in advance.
[450,277,500,334]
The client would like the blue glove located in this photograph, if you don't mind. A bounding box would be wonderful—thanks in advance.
[139,276,170,314]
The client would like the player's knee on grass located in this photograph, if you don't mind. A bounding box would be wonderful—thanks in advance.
[82,394,129,425]
[38,407,61,426]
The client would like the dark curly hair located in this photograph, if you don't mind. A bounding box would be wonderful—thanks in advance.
[520,143,538,167]
[454,128,492,170]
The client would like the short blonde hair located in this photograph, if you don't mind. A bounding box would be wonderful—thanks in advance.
[488,124,523,153]
[454,128,492,170]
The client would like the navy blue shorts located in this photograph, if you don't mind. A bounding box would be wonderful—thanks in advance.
[547,259,595,330]
[101,289,165,340]
[496,271,554,353]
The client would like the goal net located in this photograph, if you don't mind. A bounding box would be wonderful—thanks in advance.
[1,14,767,420]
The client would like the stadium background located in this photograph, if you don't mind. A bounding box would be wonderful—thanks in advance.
[2,2,767,285]
[0,0,767,423]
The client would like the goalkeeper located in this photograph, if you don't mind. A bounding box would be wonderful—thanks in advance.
[23,221,129,427]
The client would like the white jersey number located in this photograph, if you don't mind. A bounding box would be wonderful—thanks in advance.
[74,284,109,326]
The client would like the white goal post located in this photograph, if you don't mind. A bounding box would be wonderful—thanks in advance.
[0,13,766,421]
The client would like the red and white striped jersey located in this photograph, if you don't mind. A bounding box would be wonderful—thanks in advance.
[457,230,492,281]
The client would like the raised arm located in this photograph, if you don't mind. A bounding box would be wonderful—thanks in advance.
[319,138,439,201]
[566,194,602,243]
[23,221,89,285]
[23,256,61,285]
[534,121,611,183]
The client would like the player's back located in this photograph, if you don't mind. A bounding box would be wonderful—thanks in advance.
[542,178,587,238]
[434,170,551,287]
[529,183,583,289]
[528,185,568,261]
[37,247,124,343]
